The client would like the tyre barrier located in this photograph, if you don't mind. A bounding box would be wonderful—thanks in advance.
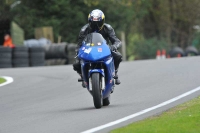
[45,59,67,66]
[185,46,199,56]
[169,47,185,57]
[12,46,29,67]
[44,43,76,64]
[0,43,77,68]
[0,46,12,68]
[45,42,68,59]
[29,47,45,67]
[67,43,76,64]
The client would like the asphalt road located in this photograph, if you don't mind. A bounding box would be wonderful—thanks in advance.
[0,57,200,133]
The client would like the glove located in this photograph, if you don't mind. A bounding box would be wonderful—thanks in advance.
[110,45,117,51]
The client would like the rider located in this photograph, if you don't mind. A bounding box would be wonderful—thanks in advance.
[73,9,122,87]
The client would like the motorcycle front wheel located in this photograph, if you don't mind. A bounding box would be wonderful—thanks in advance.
[91,73,102,109]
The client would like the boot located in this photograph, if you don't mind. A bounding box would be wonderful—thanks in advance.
[115,79,121,85]
[114,70,121,85]
[82,81,86,88]
[78,74,86,88]
[111,86,114,93]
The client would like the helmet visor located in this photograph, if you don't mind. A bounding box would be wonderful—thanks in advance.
[90,20,104,31]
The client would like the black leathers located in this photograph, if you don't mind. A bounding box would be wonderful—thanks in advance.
[77,23,122,49]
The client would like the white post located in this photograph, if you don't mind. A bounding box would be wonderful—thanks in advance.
[121,32,126,61]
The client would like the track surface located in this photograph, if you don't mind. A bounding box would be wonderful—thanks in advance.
[0,57,200,133]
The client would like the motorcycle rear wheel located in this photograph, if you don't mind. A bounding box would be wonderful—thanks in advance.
[92,73,102,109]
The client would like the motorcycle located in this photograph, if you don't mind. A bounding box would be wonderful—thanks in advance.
[77,33,116,109]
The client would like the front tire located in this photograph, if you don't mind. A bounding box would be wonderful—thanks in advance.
[92,73,102,109]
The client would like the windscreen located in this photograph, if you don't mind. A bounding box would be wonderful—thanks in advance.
[83,33,106,46]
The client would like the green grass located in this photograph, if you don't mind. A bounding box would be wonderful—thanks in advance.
[111,96,200,133]
[0,78,6,84]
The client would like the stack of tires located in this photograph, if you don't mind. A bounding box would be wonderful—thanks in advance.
[44,43,68,65]
[67,43,77,64]
[12,46,29,67]
[185,46,199,56]
[0,46,12,68]
[169,47,185,57]
[45,43,68,59]
[169,46,199,58]
[29,47,45,67]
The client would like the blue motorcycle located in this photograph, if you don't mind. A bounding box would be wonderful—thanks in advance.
[77,33,115,109]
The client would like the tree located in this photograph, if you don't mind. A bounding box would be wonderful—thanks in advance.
[12,0,91,43]
[8,0,200,59]
[140,0,200,48]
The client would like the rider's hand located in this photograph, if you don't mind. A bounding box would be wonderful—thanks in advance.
[110,45,117,51]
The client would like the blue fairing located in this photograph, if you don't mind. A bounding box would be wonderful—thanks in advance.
[78,33,115,99]
[78,41,111,61]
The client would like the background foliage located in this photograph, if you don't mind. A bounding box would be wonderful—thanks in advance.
[1,0,200,59]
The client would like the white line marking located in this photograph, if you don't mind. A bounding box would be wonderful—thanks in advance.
[0,76,14,87]
[82,86,200,133]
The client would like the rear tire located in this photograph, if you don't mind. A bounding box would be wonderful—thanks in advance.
[92,73,102,109]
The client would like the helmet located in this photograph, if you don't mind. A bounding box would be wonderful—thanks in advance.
[88,9,105,32]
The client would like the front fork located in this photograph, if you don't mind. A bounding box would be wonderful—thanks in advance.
[88,69,105,91]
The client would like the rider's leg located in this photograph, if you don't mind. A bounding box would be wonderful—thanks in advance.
[73,59,81,74]
[111,51,122,85]
[73,60,86,88]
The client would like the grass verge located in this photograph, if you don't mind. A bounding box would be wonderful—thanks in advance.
[111,96,200,133]
[0,77,6,84]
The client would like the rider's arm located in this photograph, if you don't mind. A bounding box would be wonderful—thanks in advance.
[105,24,122,49]
[77,24,89,51]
